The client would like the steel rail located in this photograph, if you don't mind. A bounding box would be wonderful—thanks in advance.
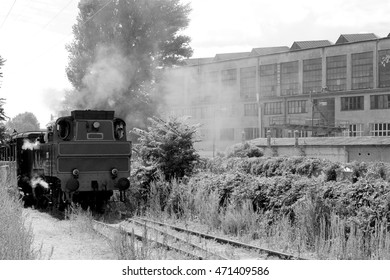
[133,217,308,260]
[126,218,227,260]
[92,220,220,260]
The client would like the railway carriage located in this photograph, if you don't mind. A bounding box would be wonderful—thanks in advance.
[0,110,132,211]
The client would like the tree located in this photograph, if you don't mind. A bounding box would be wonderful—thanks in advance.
[0,58,7,141]
[0,98,6,123]
[0,56,5,88]
[0,98,7,142]
[133,116,200,181]
[65,0,193,128]
[6,112,40,133]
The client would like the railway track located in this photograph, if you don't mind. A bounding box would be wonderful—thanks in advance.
[128,217,308,260]
[92,219,226,260]
[93,217,308,260]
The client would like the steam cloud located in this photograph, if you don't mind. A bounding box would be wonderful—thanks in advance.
[73,44,135,110]
[31,176,49,190]
[22,139,40,150]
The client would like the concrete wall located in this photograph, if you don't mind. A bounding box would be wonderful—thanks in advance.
[262,144,390,163]
[263,145,348,162]
[0,161,17,191]
[347,146,390,162]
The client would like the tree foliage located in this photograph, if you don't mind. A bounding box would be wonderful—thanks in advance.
[0,55,5,84]
[6,112,40,133]
[133,116,200,181]
[0,98,7,142]
[65,0,193,128]
[0,98,6,123]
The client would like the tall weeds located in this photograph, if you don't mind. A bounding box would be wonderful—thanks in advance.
[139,173,390,259]
[0,171,37,260]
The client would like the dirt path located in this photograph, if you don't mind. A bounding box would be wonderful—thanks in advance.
[23,208,116,260]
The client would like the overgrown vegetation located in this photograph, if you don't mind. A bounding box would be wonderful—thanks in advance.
[130,152,390,259]
[131,116,200,202]
[0,172,37,260]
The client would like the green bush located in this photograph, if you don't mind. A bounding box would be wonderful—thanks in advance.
[131,116,201,203]
[226,142,264,158]
[132,116,200,181]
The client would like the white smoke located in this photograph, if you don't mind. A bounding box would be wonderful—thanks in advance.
[22,139,40,150]
[79,44,135,109]
[31,176,49,190]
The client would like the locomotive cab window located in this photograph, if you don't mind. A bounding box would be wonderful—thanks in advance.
[56,119,72,140]
[114,119,126,140]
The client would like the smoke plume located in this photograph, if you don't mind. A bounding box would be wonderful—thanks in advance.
[74,44,135,110]
[22,139,40,150]
[31,176,49,190]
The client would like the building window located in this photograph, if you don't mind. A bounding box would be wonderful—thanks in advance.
[187,73,201,97]
[326,55,347,91]
[352,51,373,90]
[200,107,212,119]
[221,69,237,86]
[342,124,364,137]
[287,130,308,138]
[340,96,364,111]
[220,128,234,140]
[264,102,282,115]
[203,71,219,94]
[259,63,277,97]
[281,61,299,96]
[370,123,390,136]
[303,58,322,94]
[287,100,307,114]
[189,107,197,118]
[370,94,390,109]
[240,67,256,100]
[244,103,258,116]
[378,49,390,88]
[244,127,260,140]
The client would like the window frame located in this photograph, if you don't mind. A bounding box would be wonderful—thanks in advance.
[340,96,364,111]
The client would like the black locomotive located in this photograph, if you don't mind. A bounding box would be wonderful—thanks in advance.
[0,110,131,211]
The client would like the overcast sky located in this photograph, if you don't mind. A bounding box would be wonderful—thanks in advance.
[1,0,390,127]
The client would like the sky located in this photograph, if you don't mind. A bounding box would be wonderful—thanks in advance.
[1,0,390,128]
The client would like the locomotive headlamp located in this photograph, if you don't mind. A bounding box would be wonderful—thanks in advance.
[72,168,80,178]
[117,177,130,191]
[111,168,118,178]
[93,122,100,129]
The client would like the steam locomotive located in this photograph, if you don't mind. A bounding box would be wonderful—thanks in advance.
[0,110,131,211]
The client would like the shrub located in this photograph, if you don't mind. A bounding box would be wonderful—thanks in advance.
[132,116,200,181]
[226,142,263,158]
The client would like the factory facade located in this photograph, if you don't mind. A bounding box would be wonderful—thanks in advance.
[161,33,390,154]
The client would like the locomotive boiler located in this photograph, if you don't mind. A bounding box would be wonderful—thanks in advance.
[0,110,131,211]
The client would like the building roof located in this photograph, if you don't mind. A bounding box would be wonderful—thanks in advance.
[250,136,390,147]
[290,40,332,50]
[335,33,379,44]
[214,52,251,61]
[250,46,290,56]
[184,57,214,66]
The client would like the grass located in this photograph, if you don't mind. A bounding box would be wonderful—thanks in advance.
[0,164,38,260]
[133,174,390,260]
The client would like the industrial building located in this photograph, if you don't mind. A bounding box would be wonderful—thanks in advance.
[161,33,390,156]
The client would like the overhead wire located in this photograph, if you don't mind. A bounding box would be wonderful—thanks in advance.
[37,0,76,32]
[0,0,17,30]
[18,0,77,48]
[32,0,114,61]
